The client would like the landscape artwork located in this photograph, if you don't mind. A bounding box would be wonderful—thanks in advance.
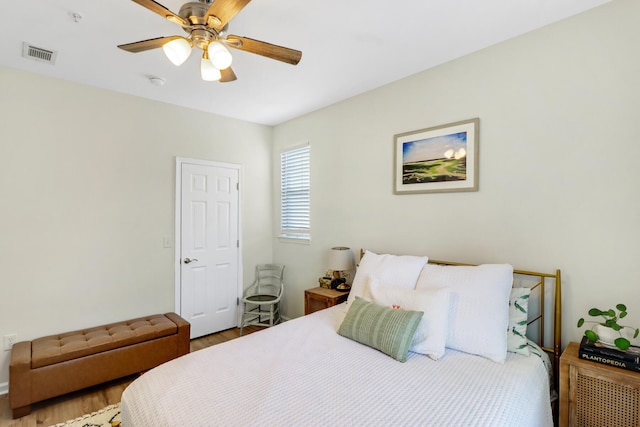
[402,131,468,184]
[394,118,479,194]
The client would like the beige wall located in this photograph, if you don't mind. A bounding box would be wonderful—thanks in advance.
[273,0,640,349]
[0,68,273,387]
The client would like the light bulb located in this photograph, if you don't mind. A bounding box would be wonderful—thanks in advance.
[162,37,192,66]
[201,53,221,81]
[207,41,233,70]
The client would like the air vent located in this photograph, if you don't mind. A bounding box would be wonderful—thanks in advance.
[22,42,58,65]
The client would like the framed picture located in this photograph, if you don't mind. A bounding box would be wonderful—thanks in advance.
[394,118,479,194]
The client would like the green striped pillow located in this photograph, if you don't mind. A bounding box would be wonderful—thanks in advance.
[338,297,424,362]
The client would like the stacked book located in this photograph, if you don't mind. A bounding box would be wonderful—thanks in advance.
[579,336,640,373]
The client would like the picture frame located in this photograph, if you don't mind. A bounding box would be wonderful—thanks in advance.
[394,118,479,194]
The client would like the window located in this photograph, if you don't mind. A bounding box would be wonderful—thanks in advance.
[280,144,310,240]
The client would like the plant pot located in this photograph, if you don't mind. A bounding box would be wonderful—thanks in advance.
[593,324,631,348]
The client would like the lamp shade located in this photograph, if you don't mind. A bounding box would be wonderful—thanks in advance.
[201,53,221,81]
[328,247,355,271]
[163,37,192,66]
[207,41,233,70]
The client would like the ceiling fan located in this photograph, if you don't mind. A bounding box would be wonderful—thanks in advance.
[118,0,302,83]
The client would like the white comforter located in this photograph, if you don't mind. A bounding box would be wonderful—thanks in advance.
[121,305,553,426]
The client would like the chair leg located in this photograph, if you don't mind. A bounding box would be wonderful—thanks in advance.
[239,302,246,336]
[269,304,274,327]
[239,301,281,331]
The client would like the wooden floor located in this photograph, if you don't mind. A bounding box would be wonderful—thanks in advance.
[0,326,262,427]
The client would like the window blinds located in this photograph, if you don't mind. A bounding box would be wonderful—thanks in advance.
[280,144,310,239]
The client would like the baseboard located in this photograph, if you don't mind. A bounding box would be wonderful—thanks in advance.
[0,381,8,396]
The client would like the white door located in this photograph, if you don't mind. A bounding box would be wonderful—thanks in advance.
[177,159,240,339]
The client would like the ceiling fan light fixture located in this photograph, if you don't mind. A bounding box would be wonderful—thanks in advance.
[162,37,192,66]
[207,41,233,70]
[201,52,222,81]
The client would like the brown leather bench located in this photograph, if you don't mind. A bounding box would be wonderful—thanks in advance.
[9,312,190,418]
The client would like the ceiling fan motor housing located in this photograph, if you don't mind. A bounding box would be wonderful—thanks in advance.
[180,2,221,27]
[178,2,227,46]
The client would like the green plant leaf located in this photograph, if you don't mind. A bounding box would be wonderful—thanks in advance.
[615,337,631,350]
[607,309,615,317]
[577,318,585,327]
[588,308,602,316]
[611,323,622,331]
[585,330,598,341]
[617,303,627,311]
[605,319,616,328]
[635,328,639,339]
[620,311,628,319]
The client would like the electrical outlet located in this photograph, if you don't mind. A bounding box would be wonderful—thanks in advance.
[4,334,17,351]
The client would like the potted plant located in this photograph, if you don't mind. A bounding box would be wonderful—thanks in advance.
[577,304,639,350]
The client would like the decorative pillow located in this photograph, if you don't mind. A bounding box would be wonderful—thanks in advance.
[415,263,513,363]
[368,276,450,360]
[508,287,531,356]
[346,250,428,310]
[527,339,556,400]
[338,297,424,362]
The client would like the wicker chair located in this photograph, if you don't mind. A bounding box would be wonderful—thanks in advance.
[240,264,285,335]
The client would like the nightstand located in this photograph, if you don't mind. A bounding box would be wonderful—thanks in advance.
[559,341,640,427]
[304,287,349,315]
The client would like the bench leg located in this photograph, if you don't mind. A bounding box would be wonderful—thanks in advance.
[13,404,31,419]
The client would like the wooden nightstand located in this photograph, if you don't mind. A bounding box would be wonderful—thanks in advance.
[560,341,640,427]
[304,287,349,315]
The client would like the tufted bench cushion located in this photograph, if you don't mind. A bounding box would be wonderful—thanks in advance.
[9,312,190,419]
[32,314,177,369]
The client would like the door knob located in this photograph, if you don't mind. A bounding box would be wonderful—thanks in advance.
[184,258,198,264]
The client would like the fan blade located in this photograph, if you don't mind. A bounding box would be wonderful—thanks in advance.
[118,36,180,53]
[205,0,251,29]
[220,67,237,82]
[226,35,302,65]
[131,0,186,26]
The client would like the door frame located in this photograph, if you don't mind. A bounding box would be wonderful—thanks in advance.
[174,157,243,326]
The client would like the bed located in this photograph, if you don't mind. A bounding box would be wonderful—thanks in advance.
[121,251,562,426]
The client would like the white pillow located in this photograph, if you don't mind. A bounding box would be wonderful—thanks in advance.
[346,250,428,309]
[416,263,513,363]
[369,276,450,360]
[508,287,531,356]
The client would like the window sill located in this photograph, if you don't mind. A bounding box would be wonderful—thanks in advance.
[278,235,311,245]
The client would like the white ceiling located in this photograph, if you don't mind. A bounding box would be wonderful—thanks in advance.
[1,0,610,126]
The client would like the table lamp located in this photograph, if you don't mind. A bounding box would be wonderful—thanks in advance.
[328,246,355,289]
